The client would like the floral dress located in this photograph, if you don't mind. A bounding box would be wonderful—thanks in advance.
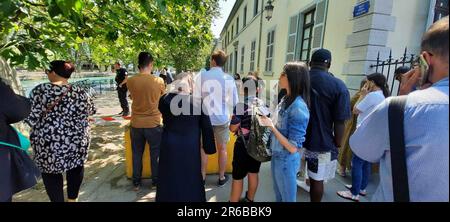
[25,83,96,174]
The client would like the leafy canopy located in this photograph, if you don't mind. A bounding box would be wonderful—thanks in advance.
[0,0,220,71]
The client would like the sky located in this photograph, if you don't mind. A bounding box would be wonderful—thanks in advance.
[211,0,236,38]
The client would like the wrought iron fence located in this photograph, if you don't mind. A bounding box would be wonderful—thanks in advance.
[72,78,116,97]
[370,48,417,96]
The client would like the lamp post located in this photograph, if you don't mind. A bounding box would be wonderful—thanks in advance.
[256,0,275,74]
[265,0,275,21]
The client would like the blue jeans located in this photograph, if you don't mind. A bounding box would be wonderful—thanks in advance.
[271,151,301,202]
[351,154,371,196]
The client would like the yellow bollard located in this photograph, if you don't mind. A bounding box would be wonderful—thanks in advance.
[124,125,235,179]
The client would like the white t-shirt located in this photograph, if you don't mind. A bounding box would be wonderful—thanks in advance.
[356,90,385,125]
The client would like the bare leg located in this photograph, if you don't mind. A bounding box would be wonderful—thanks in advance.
[218,143,227,179]
[309,179,324,202]
[229,179,244,202]
[247,173,259,201]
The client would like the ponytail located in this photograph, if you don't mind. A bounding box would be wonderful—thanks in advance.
[367,73,390,98]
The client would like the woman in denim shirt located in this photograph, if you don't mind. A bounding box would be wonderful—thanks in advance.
[259,62,310,202]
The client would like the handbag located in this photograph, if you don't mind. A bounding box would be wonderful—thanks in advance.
[239,102,272,162]
[388,96,410,202]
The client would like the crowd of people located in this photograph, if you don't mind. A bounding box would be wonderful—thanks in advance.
[0,16,448,202]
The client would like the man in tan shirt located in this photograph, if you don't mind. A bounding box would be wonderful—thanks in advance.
[127,52,165,190]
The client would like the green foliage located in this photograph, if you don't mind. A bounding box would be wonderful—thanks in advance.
[0,0,219,71]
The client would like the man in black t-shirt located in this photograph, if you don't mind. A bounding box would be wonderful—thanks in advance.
[304,49,351,202]
[114,62,129,116]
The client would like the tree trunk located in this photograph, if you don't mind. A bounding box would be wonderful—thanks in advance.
[0,57,29,133]
[0,56,24,95]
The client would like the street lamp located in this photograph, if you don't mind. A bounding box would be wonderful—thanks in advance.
[257,0,276,73]
[265,0,274,21]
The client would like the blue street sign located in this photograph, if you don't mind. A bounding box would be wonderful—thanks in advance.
[353,1,371,18]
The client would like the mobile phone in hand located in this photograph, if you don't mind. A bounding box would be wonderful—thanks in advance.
[257,106,270,117]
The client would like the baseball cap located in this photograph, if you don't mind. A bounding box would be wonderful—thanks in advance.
[311,49,332,63]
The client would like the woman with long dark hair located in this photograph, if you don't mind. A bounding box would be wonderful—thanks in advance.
[25,60,96,202]
[259,62,310,202]
[337,73,389,201]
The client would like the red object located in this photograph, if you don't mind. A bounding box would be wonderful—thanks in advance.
[123,116,132,120]
[102,116,115,121]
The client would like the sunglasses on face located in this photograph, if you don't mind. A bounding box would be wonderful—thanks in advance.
[45,69,51,75]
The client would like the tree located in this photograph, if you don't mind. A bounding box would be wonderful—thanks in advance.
[0,0,220,72]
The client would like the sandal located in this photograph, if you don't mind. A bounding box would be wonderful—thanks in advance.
[345,184,367,196]
[337,190,359,202]
[337,170,347,177]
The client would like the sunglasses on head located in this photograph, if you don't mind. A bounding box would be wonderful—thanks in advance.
[45,67,53,75]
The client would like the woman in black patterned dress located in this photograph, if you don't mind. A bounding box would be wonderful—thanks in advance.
[25,60,96,202]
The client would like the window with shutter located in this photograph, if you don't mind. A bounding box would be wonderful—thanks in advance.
[299,9,315,62]
[286,15,299,62]
[231,25,234,39]
[243,6,248,27]
[236,17,240,35]
[250,40,256,71]
[241,46,245,72]
[265,30,275,72]
[254,0,259,17]
[310,0,329,53]
[229,53,233,73]
[234,50,238,74]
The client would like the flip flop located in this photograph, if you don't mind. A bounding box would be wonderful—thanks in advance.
[345,184,367,196]
[337,191,359,202]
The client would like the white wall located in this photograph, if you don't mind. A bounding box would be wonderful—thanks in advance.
[323,0,358,80]
[386,0,430,57]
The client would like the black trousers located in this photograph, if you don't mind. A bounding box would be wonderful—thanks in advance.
[117,87,129,113]
[131,127,162,186]
[41,166,84,202]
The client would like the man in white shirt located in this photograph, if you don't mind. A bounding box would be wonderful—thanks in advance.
[194,50,239,186]
[349,17,449,202]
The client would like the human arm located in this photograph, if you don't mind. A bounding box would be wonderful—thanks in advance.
[258,116,298,154]
[258,106,309,154]
[229,104,243,133]
[350,99,390,163]
[0,80,31,124]
[333,120,345,148]
[119,76,128,88]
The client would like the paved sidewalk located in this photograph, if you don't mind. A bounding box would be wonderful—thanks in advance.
[13,91,379,202]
